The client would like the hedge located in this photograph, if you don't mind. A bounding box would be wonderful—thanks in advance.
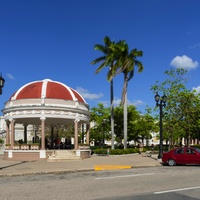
[94,148,140,155]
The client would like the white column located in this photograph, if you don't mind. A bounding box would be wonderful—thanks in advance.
[9,119,15,149]
[86,124,90,145]
[74,119,79,149]
[6,121,10,145]
[40,117,46,150]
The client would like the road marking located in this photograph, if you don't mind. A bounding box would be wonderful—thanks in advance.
[95,173,154,180]
[154,186,200,194]
[94,165,131,171]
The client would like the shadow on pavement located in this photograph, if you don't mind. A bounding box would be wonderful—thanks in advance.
[0,161,28,170]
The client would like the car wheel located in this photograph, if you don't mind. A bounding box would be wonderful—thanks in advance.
[168,159,176,166]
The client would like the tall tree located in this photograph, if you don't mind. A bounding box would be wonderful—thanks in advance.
[90,103,110,145]
[91,37,144,149]
[113,105,141,144]
[111,41,144,149]
[151,68,200,147]
[91,36,117,149]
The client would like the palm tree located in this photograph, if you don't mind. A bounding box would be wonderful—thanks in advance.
[91,37,144,149]
[91,36,117,149]
[111,41,144,149]
[121,48,143,149]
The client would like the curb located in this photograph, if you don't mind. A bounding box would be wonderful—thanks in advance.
[0,153,162,177]
[0,168,95,177]
[0,164,162,177]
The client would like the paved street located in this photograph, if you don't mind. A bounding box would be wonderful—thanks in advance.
[0,165,199,200]
[0,153,161,177]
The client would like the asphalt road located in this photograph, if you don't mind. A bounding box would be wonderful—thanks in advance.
[0,166,200,200]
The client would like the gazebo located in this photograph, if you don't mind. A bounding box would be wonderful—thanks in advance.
[2,79,91,161]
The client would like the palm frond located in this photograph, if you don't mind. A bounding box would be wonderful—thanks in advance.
[95,62,107,74]
[91,56,106,65]
[104,36,112,47]
[94,44,108,54]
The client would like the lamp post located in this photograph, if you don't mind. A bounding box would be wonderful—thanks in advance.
[0,74,5,95]
[154,92,167,159]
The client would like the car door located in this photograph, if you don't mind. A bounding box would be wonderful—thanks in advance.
[185,148,200,164]
[173,148,185,164]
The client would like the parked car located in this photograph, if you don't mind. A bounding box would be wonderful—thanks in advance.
[162,147,200,166]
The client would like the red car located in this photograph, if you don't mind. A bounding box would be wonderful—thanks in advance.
[162,147,200,166]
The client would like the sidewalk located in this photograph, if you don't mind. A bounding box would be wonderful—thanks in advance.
[0,153,161,177]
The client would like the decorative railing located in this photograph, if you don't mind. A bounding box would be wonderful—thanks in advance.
[4,143,40,151]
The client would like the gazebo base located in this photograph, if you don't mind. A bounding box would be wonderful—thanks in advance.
[3,149,91,161]
[47,149,91,161]
[3,150,46,161]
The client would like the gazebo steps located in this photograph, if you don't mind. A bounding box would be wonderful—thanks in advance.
[47,150,80,161]
[47,157,81,162]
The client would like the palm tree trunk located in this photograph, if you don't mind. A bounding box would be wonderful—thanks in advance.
[123,76,128,149]
[124,90,127,149]
[110,79,115,149]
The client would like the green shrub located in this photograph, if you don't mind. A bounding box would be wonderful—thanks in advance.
[192,145,200,149]
[94,149,107,155]
[0,138,4,145]
[94,148,140,155]
[18,139,23,144]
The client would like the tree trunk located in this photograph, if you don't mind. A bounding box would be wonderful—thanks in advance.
[110,79,115,149]
[123,76,128,149]
[123,92,127,149]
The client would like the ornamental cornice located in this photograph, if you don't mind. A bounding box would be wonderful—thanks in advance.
[3,105,90,116]
[4,109,90,122]
[5,109,77,116]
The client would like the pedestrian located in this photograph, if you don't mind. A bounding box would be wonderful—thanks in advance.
[151,143,154,153]
[107,148,110,157]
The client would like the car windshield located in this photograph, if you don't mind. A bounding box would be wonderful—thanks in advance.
[194,148,200,153]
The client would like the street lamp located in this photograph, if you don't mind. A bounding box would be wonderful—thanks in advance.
[0,74,5,95]
[154,92,167,159]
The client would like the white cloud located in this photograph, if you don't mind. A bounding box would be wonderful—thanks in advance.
[192,86,200,93]
[129,99,144,107]
[99,98,144,107]
[113,98,144,107]
[97,100,109,107]
[6,73,15,80]
[76,87,103,100]
[113,98,121,106]
[76,86,145,108]
[95,99,121,107]
[170,55,198,70]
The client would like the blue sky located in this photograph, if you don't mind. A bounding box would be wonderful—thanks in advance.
[0,0,200,114]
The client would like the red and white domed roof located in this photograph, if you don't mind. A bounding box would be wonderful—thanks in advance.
[10,79,86,103]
